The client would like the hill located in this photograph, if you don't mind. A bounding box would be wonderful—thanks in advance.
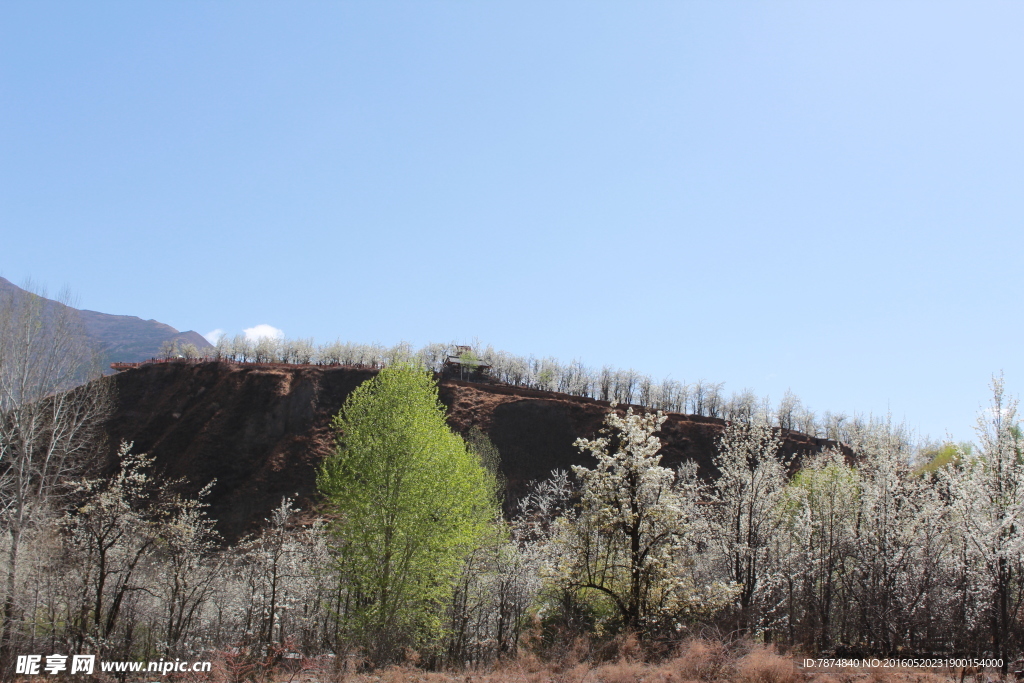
[103,360,841,542]
[0,277,212,366]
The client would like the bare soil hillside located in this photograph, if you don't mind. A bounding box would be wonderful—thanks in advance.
[103,361,841,542]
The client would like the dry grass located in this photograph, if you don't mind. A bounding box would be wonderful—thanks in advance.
[63,640,988,683]
[734,646,798,683]
[590,659,648,683]
[672,638,731,682]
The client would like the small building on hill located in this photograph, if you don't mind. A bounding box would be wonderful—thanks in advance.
[442,346,492,381]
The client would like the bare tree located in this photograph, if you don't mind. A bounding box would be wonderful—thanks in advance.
[776,390,801,431]
[0,283,109,662]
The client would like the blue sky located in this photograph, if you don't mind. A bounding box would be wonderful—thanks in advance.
[2,2,1022,443]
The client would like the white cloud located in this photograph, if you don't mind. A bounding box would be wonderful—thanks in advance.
[985,406,1015,422]
[203,329,226,345]
[244,324,284,342]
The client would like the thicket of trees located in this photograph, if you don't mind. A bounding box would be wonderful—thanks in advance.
[3,379,1022,670]
[4,300,1023,672]
[0,284,110,667]
[519,384,1024,667]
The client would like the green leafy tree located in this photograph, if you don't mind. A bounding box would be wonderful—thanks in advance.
[317,364,495,664]
[457,349,481,381]
[463,426,506,503]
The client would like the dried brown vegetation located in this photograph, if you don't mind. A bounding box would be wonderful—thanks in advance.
[164,640,987,683]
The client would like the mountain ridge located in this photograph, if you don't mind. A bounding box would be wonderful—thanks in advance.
[0,277,212,366]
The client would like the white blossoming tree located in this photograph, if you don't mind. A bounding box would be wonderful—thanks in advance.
[551,407,733,634]
[772,448,859,648]
[847,426,949,654]
[708,418,787,634]
[940,376,1024,670]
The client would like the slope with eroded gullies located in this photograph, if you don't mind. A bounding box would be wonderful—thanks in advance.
[103,361,842,542]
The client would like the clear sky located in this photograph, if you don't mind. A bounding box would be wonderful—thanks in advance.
[2,2,1021,444]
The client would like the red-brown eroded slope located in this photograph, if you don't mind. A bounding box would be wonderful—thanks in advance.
[104,362,840,542]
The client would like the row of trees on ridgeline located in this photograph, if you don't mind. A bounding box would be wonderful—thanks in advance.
[2,288,1022,674]
[167,335,893,445]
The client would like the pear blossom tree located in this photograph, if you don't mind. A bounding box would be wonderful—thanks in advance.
[939,376,1024,669]
[552,407,734,635]
[773,448,859,648]
[62,443,160,654]
[152,482,221,652]
[842,426,949,653]
[707,418,787,634]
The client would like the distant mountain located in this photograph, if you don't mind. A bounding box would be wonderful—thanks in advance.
[0,277,212,367]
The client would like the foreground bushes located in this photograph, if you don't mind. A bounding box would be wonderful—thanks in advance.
[4,376,1023,675]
